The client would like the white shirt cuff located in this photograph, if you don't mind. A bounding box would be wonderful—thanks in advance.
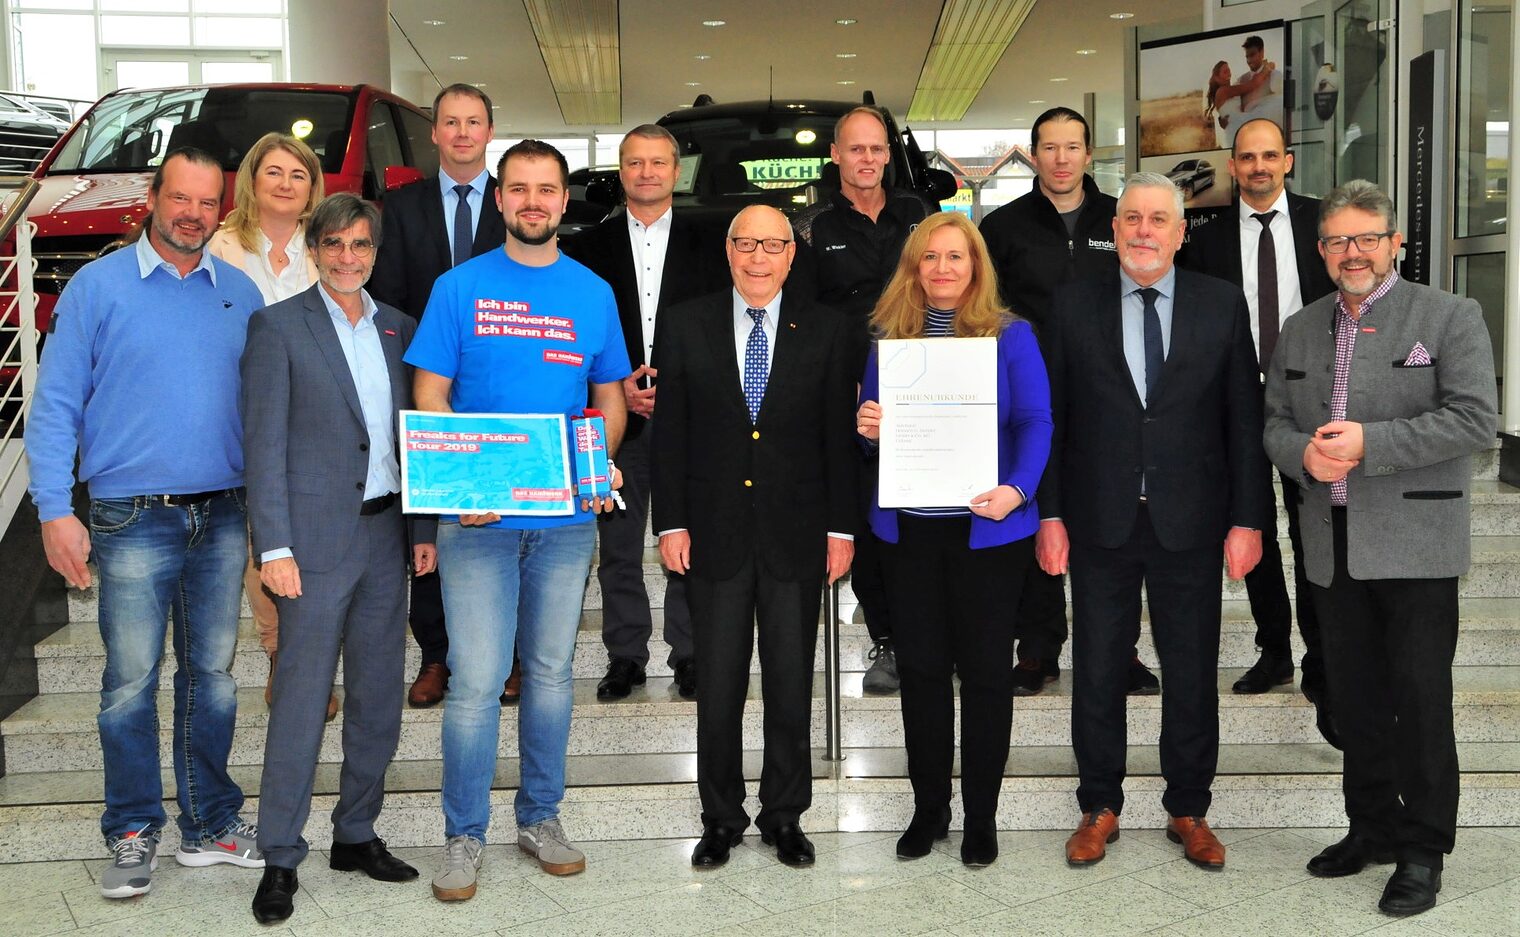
[260,547,294,563]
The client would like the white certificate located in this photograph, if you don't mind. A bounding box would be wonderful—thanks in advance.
[878,337,998,509]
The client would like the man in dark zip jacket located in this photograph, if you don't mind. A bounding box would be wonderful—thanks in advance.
[979,107,1157,697]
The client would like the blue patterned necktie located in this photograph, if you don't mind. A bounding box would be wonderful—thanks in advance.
[743,307,768,422]
[451,183,473,268]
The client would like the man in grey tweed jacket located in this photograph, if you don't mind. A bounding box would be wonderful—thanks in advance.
[1264,180,1497,917]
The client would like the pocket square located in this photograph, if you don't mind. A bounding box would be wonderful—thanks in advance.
[1403,342,1432,367]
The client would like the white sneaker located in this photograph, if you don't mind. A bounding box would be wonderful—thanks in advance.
[175,817,264,868]
[431,835,483,901]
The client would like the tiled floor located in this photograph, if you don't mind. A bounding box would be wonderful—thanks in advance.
[4,827,1517,937]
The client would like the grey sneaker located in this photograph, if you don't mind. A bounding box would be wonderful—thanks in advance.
[431,835,483,901]
[861,641,900,694]
[176,817,264,868]
[101,826,158,898]
[518,818,586,875]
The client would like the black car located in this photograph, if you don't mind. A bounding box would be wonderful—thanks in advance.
[1166,158,1216,201]
[0,92,67,173]
[577,93,955,226]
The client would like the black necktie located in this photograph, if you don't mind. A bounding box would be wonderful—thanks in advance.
[1139,287,1163,405]
[452,184,473,268]
[1252,210,1279,373]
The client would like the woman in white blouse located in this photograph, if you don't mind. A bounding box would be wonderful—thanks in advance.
[208,132,329,716]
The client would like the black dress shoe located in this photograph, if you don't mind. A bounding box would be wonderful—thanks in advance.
[1300,678,1343,750]
[760,822,815,867]
[896,806,951,859]
[691,824,745,868]
[1232,652,1294,694]
[1306,832,1396,877]
[673,658,697,699]
[596,658,646,700]
[960,818,999,867]
[1127,657,1160,696]
[251,866,298,924]
[1378,861,1442,916]
[329,837,419,882]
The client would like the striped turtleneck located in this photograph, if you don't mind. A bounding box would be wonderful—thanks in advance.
[901,305,972,519]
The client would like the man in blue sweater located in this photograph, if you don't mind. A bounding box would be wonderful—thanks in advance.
[25,147,269,899]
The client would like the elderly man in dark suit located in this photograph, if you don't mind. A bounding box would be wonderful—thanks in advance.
[367,82,507,708]
[653,205,857,869]
[1181,118,1341,740]
[1265,180,1497,916]
[1039,172,1270,870]
[561,124,725,701]
[241,193,437,923]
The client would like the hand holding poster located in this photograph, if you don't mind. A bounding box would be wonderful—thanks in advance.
[400,411,574,516]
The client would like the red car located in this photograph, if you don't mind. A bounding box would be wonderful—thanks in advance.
[6,81,435,334]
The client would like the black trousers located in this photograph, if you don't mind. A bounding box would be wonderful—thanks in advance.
[596,427,693,666]
[1311,508,1459,869]
[851,455,893,644]
[1013,563,1067,662]
[1243,471,1324,682]
[408,570,447,666]
[688,553,821,835]
[1071,504,1221,818]
[883,515,1031,822]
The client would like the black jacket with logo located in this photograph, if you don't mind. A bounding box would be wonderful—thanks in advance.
[979,173,1118,333]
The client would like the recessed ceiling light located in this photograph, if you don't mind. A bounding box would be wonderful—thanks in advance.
[678,104,693,108]
[1110,12,1134,19]
[1050,77,1069,82]
[450,55,469,61]
[423,19,444,26]
[837,80,856,85]
[1076,49,1097,55]
[472,82,487,88]
[1029,99,1046,104]
[836,18,857,26]
[701,19,725,27]
[685,81,701,86]
[694,54,711,60]
[836,52,857,58]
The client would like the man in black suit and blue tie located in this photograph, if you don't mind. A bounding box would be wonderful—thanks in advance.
[367,83,508,708]
[653,205,857,870]
[1039,172,1271,871]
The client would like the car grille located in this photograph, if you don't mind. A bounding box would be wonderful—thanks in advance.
[31,235,124,295]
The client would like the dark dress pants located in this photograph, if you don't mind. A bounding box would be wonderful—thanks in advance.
[883,514,1031,822]
[688,553,821,835]
[257,504,408,869]
[850,455,893,644]
[409,570,448,667]
[1013,563,1067,662]
[1243,472,1324,683]
[1311,508,1459,869]
[596,427,693,666]
[1070,504,1222,819]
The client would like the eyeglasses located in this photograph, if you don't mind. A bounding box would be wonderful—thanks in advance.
[1319,231,1394,254]
[729,236,791,254]
[318,237,376,258]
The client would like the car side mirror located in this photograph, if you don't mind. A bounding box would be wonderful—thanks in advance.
[384,166,425,192]
[927,168,958,204]
[583,172,623,208]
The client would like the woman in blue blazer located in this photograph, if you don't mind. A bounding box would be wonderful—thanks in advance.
[856,212,1052,867]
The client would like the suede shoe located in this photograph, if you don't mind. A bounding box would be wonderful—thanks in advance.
[408,662,448,708]
[1231,652,1294,694]
[596,658,646,700]
[1378,862,1441,916]
[1167,816,1225,869]
[330,837,418,882]
[673,658,698,699]
[761,823,815,867]
[1012,657,1058,697]
[1127,657,1160,695]
[691,824,745,868]
[1065,809,1119,866]
[896,806,951,859]
[251,866,298,924]
[960,818,999,867]
[1307,832,1397,877]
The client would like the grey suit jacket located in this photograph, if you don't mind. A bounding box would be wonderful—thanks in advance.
[1263,276,1497,585]
[241,284,436,573]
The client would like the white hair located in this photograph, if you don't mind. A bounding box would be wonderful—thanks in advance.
[1120,171,1185,218]
[727,205,795,239]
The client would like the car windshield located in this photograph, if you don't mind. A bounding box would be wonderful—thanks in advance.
[662,112,838,206]
[46,86,356,175]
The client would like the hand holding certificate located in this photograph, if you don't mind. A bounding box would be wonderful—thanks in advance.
[875,337,999,509]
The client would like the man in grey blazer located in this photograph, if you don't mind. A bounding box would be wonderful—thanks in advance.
[240,194,439,924]
[1264,180,1497,917]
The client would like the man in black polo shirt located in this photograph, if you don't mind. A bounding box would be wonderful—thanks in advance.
[793,105,928,693]
[980,106,1158,697]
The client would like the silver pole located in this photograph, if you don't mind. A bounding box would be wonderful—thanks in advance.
[822,579,843,762]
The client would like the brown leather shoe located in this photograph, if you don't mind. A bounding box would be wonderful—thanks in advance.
[1167,816,1226,869]
[500,660,522,705]
[1065,809,1120,866]
[325,689,339,722]
[409,663,449,708]
[264,652,277,707]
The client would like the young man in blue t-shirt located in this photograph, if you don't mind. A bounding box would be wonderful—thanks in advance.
[405,140,630,897]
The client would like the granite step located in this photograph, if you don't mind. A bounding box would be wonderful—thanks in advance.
[31,597,1520,693]
[4,667,1515,773]
[0,747,1514,863]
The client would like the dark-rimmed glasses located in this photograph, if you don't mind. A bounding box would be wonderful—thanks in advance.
[729,236,791,254]
[1319,232,1394,254]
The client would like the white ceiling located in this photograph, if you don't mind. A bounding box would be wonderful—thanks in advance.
[388,0,1199,136]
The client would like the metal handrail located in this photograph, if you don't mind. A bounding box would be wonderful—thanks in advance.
[1,178,42,536]
[822,580,844,763]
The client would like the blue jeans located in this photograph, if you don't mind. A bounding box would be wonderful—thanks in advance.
[437,520,595,837]
[90,490,248,843]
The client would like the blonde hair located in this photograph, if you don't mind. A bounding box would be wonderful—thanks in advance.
[222,133,324,254]
[869,212,1011,340]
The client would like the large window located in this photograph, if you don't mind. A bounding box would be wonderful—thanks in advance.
[1456,1,1512,238]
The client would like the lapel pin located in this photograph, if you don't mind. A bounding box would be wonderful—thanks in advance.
[383,329,397,336]
[788,322,797,329]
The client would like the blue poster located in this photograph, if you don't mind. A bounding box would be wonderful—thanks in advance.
[400,411,573,516]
